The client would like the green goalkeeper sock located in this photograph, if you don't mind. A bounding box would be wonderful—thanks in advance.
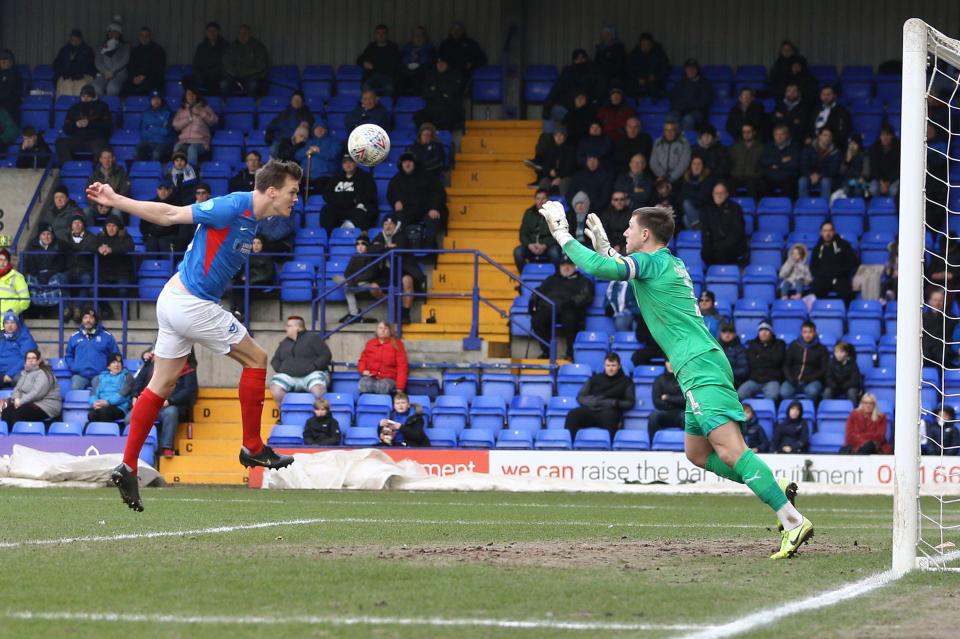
[733,449,788,512]
[705,452,743,484]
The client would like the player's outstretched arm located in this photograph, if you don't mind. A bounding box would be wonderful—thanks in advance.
[539,202,634,281]
[85,183,194,226]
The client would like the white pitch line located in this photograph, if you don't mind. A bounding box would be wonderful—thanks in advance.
[679,549,960,639]
[3,610,705,632]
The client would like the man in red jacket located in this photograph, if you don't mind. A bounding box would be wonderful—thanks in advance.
[357,320,408,394]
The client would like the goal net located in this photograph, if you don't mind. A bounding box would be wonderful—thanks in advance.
[896,19,960,574]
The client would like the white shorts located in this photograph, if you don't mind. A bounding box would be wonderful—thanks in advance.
[154,285,248,359]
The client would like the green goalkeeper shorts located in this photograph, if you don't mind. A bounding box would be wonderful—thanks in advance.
[675,349,746,438]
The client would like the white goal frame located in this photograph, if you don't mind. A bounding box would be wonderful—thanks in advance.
[893,18,960,575]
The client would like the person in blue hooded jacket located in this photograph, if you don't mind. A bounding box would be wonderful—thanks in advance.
[65,308,118,389]
[136,90,175,161]
[266,91,313,157]
[297,120,343,189]
[87,352,134,421]
[0,311,37,387]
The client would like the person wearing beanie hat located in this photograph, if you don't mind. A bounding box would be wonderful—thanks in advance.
[0,309,37,388]
[335,232,387,322]
[191,21,227,96]
[413,56,466,131]
[737,320,786,402]
[528,243,594,359]
[528,124,577,193]
[266,91,314,157]
[386,149,444,246]
[122,26,166,96]
[135,88,175,161]
[21,223,65,317]
[320,151,379,233]
[0,248,30,317]
[86,352,134,423]
[93,19,130,97]
[54,29,96,97]
[54,80,113,163]
[94,211,135,320]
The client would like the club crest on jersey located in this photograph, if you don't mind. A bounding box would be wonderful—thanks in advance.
[228,323,239,334]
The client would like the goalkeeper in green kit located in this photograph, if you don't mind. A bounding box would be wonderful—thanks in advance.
[539,201,814,559]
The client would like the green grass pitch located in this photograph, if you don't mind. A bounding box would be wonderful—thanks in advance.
[0,487,958,638]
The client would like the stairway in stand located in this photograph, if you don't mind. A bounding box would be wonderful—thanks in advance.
[404,120,541,355]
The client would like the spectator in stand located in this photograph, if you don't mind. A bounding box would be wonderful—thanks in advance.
[357,24,402,96]
[883,240,898,302]
[62,215,98,321]
[529,255,594,359]
[415,57,465,131]
[0,249,29,318]
[594,27,629,93]
[780,320,829,401]
[823,340,862,404]
[388,152,444,248]
[172,87,218,168]
[631,312,666,365]
[370,216,426,325]
[679,155,714,229]
[567,155,613,209]
[344,89,392,134]
[165,150,198,203]
[569,191,591,244]
[693,125,730,178]
[16,127,52,169]
[230,236,275,321]
[136,90,175,161]
[303,398,341,446]
[565,352,634,439]
[726,88,766,140]
[922,289,954,369]
[230,151,262,193]
[220,24,269,97]
[130,348,198,458]
[191,21,227,96]
[87,148,130,203]
[320,154,378,233]
[783,58,820,111]
[648,361,685,439]
[669,59,713,131]
[779,243,813,299]
[838,134,869,199]
[378,392,430,447]
[87,352,133,421]
[809,85,851,144]
[268,315,332,404]
[614,153,655,210]
[923,405,959,456]
[700,182,747,266]
[841,393,891,454]
[266,91,314,157]
[719,323,749,387]
[92,21,130,97]
[798,126,841,198]
[437,22,487,78]
[297,122,342,190]
[55,84,112,163]
[768,41,801,99]
[596,87,635,142]
[698,291,727,338]
[561,91,599,147]
[53,29,96,97]
[627,32,670,99]
[406,122,447,177]
[810,221,859,302]
[575,120,613,168]
[336,233,388,323]
[542,50,599,134]
[772,82,809,142]
[358,320,408,394]
[869,124,901,199]
[0,106,17,147]
[740,402,770,453]
[399,26,435,96]
[0,311,37,388]
[273,122,310,163]
[121,27,165,96]
[597,191,632,253]
[738,320,785,401]
[140,178,180,252]
[729,122,764,197]
[652,175,681,212]
[760,123,801,197]
[94,213,134,320]
[529,125,577,194]
[604,279,641,331]
[22,224,65,315]
[772,400,809,454]
[0,49,23,122]
[613,117,653,174]
[257,208,296,256]
[0,349,61,424]
[650,119,691,183]
[65,308,117,389]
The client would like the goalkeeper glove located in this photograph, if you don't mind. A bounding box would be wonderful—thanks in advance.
[584,213,621,258]
[538,200,573,246]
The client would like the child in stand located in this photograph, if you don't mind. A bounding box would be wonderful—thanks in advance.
[378,391,430,447]
[740,403,770,453]
[778,243,812,299]
[302,398,341,446]
[772,400,810,454]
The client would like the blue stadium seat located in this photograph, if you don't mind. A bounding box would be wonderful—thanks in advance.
[459,428,496,449]
[847,301,883,335]
[433,413,467,434]
[355,394,392,428]
[525,65,558,104]
[734,298,769,336]
[518,374,554,403]
[481,373,517,402]
[12,421,45,436]
[861,231,893,264]
[63,389,91,408]
[573,331,610,373]
[442,372,478,401]
[224,97,257,131]
[472,65,504,104]
[843,333,877,369]
[810,299,846,336]
[469,395,506,430]
[546,395,578,429]
[705,264,741,302]
[756,197,791,231]
[268,424,305,446]
[508,395,545,431]
[520,262,554,286]
[831,197,867,215]
[342,426,380,446]
[613,429,650,450]
[573,427,612,450]
[742,265,777,303]
[279,261,315,302]
[424,427,458,448]
[749,232,785,267]
[497,429,534,449]
[868,197,896,215]
[809,431,845,454]
[818,399,855,420]
[535,429,572,450]
[48,422,82,436]
[651,428,685,451]
[85,422,121,436]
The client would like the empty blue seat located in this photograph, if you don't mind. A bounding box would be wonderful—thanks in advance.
[831,197,867,215]
[423,427,458,448]
[342,426,380,446]
[443,372,478,401]
[651,428,685,451]
[573,427,612,450]
[12,421,45,436]
[818,399,855,419]
[64,389,91,407]
[546,395,578,429]
[469,395,506,430]
[48,422,82,436]
[535,429,572,450]
[810,299,846,335]
[868,197,896,215]
[518,375,555,403]
[847,301,883,335]
[809,430,845,454]
[268,424,305,446]
[434,395,469,415]
[85,422,121,436]
[459,428,496,449]
[497,429,534,449]
[734,298,769,336]
[481,373,516,402]
[749,232,785,267]
[613,429,650,450]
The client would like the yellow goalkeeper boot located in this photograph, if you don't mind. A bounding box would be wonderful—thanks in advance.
[771,517,815,559]
[776,478,799,532]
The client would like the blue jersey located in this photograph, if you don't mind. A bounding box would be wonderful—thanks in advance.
[179,192,258,302]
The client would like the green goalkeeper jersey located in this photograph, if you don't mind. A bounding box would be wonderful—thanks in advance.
[562,240,721,375]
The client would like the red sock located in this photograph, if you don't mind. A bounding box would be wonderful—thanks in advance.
[123,388,166,474]
[239,367,267,454]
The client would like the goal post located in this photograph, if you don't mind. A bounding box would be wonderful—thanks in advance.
[894,18,960,575]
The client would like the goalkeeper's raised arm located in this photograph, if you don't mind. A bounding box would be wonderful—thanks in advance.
[538,201,642,281]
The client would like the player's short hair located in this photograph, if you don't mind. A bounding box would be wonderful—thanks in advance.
[255,159,302,193]
[314,398,330,411]
[632,206,675,244]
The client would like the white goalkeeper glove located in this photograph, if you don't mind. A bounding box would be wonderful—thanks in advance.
[584,213,621,258]
[538,200,573,246]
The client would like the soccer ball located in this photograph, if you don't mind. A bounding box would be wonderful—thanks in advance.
[347,124,391,167]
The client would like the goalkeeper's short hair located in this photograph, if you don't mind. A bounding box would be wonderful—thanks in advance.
[632,206,676,243]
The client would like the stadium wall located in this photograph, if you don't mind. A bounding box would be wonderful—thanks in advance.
[3,0,959,68]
